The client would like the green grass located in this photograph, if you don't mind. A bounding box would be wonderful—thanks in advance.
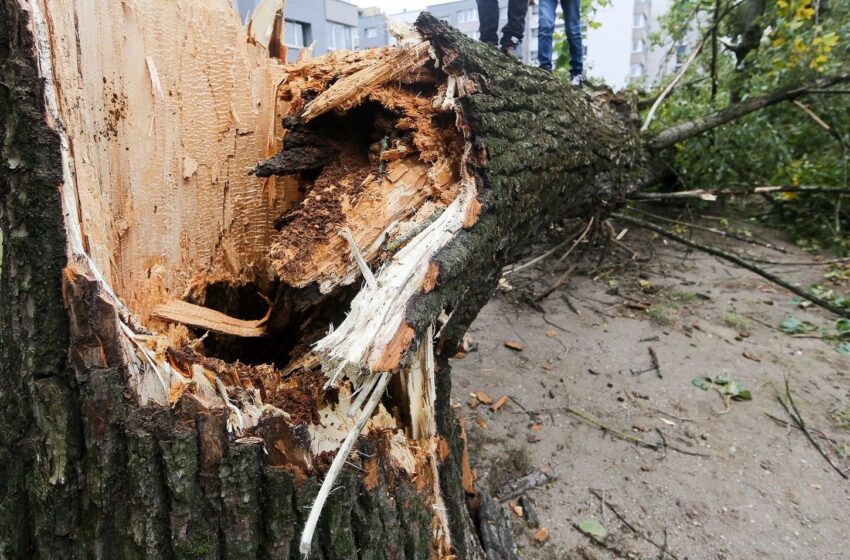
[831,402,850,430]
[723,312,750,331]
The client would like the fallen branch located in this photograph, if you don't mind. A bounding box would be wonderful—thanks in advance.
[503,220,586,276]
[628,206,788,253]
[642,37,705,132]
[650,73,850,149]
[533,219,594,300]
[565,405,709,457]
[588,489,682,560]
[777,378,848,480]
[496,469,558,502]
[630,185,850,201]
[745,256,850,266]
[613,213,850,319]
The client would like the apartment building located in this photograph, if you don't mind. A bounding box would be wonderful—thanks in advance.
[232,0,686,89]
[358,6,392,50]
[389,0,536,64]
[234,0,359,62]
[383,0,684,89]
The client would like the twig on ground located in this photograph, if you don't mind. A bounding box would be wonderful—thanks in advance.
[624,387,695,423]
[777,378,848,480]
[604,220,645,260]
[649,347,661,378]
[565,405,709,457]
[502,221,585,276]
[613,213,850,319]
[548,218,595,271]
[630,347,662,377]
[535,263,579,301]
[764,412,838,445]
[507,396,537,420]
[747,256,850,266]
[628,206,788,253]
[563,294,582,315]
[496,470,558,502]
[588,489,682,560]
[541,311,572,333]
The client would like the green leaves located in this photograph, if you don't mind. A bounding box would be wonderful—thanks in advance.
[577,517,608,539]
[641,0,850,256]
[781,313,850,354]
[692,376,753,402]
[780,314,818,335]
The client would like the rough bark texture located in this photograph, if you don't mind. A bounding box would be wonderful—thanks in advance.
[1,8,652,560]
[406,16,648,349]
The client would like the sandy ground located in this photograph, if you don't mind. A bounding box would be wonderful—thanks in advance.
[451,218,850,560]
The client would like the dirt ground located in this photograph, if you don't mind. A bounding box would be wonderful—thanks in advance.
[451,215,850,560]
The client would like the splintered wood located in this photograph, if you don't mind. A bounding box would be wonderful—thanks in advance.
[300,42,431,121]
[265,43,464,293]
[153,299,269,337]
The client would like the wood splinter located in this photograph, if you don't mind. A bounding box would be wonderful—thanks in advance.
[152,299,271,337]
[299,372,393,556]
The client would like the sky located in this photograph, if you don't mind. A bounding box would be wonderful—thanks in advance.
[351,0,446,15]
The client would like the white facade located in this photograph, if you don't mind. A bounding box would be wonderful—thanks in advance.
[584,0,678,89]
[382,0,684,90]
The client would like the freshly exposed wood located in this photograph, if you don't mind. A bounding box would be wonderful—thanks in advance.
[31,0,290,321]
[300,41,431,121]
[152,299,270,337]
[8,2,838,556]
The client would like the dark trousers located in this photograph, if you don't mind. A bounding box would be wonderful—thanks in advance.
[476,0,529,46]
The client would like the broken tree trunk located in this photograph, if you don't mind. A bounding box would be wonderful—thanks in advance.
[4,0,811,557]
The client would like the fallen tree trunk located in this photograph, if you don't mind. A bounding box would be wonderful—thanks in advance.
[0,1,834,558]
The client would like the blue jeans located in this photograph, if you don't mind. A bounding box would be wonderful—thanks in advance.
[538,0,583,76]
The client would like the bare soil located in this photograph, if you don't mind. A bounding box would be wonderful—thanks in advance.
[452,217,850,560]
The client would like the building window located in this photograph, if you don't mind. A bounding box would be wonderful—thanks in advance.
[327,22,354,50]
[457,9,477,23]
[633,13,646,27]
[285,20,305,48]
[365,27,377,39]
[632,38,645,53]
[630,63,644,78]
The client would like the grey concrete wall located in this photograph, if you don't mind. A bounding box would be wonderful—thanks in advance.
[233,0,358,62]
[358,13,391,50]
[285,0,327,61]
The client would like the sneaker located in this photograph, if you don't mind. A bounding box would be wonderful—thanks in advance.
[570,74,583,87]
[500,37,521,57]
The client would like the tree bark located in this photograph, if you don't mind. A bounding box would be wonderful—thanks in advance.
[0,3,835,559]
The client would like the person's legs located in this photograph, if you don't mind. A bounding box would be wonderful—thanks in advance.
[537,0,557,70]
[500,0,529,47]
[563,0,583,77]
[476,0,499,45]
